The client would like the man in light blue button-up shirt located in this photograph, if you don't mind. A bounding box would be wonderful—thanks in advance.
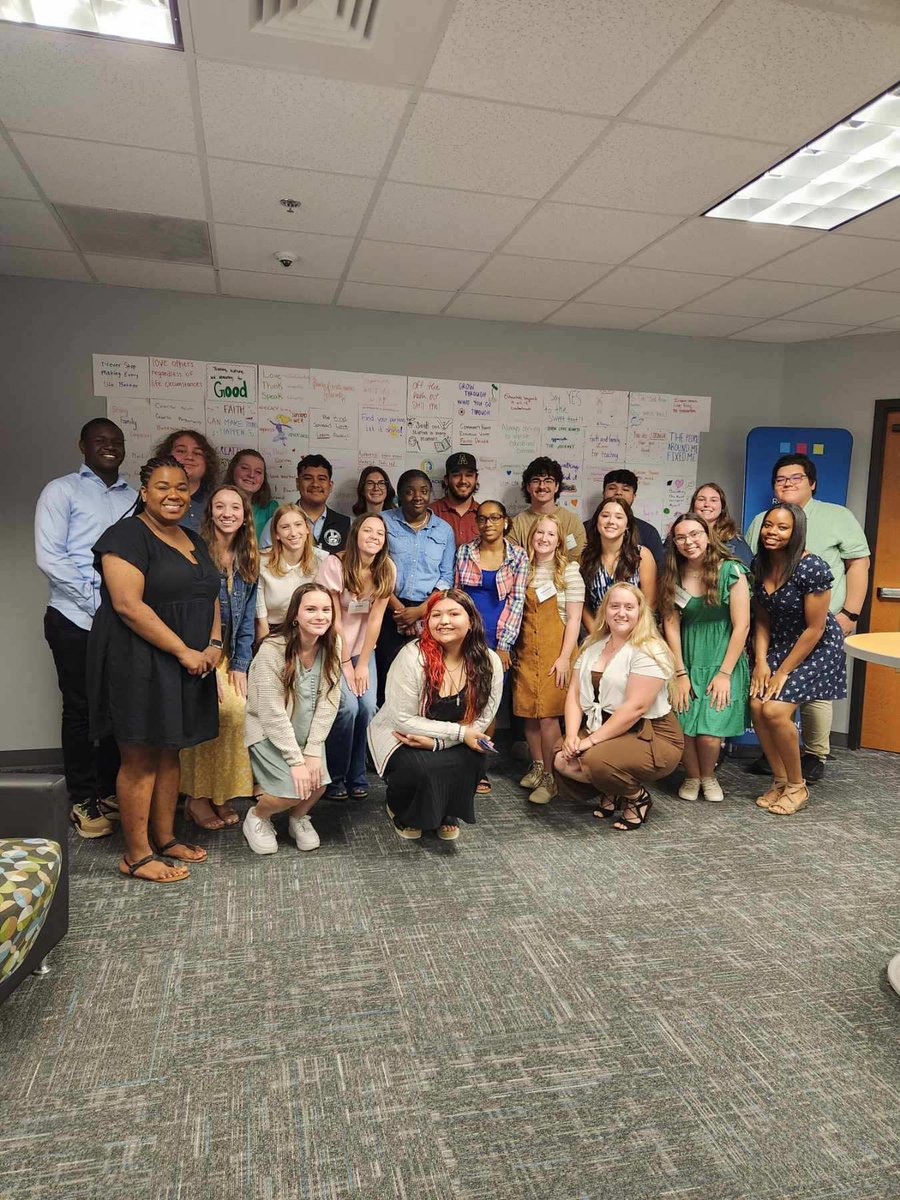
[34,418,137,836]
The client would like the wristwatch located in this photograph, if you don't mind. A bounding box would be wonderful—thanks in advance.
[839,608,859,622]
[208,638,224,648]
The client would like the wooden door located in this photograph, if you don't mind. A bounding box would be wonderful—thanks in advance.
[861,410,900,752]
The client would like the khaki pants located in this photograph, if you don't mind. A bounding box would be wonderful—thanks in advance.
[554,711,684,800]
[801,699,832,760]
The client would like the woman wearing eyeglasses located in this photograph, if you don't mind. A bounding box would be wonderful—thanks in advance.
[352,466,396,516]
[660,512,751,804]
[455,499,529,793]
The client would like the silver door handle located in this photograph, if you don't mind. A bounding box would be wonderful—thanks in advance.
[877,587,900,599]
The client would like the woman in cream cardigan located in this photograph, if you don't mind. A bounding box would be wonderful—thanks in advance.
[367,588,503,842]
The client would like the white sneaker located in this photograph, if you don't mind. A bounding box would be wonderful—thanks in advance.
[700,775,724,803]
[519,760,544,789]
[289,813,320,851]
[678,778,701,801]
[243,806,278,854]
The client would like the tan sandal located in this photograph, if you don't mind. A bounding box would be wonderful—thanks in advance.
[768,782,809,815]
[756,777,787,809]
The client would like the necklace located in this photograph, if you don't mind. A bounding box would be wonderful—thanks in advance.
[443,660,467,698]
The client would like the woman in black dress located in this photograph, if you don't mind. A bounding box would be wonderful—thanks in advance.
[88,456,222,883]
[367,589,504,841]
[750,503,846,817]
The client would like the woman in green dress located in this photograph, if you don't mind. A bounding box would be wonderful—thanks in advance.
[660,512,751,803]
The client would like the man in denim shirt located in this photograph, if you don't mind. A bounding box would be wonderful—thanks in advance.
[34,418,137,838]
[375,470,455,705]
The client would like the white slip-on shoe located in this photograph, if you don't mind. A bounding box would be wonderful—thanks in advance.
[678,778,701,801]
[243,806,278,854]
[288,813,320,851]
[700,775,724,803]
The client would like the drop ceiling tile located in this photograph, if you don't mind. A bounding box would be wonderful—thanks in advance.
[579,266,728,309]
[0,139,38,201]
[347,240,487,290]
[198,61,409,176]
[683,279,839,318]
[0,245,89,281]
[219,271,338,305]
[731,319,857,342]
[365,183,534,252]
[782,288,900,325]
[214,223,354,279]
[629,0,900,143]
[545,303,666,329]
[389,94,605,199]
[641,312,756,337]
[207,160,376,238]
[337,282,455,315]
[12,134,205,221]
[85,256,217,293]
[504,205,681,263]
[466,255,606,301]
[555,125,788,216]
[445,294,560,322]
[0,198,69,250]
[425,0,719,115]
[863,268,900,292]
[835,198,900,240]
[750,234,900,286]
[0,26,195,152]
[870,314,900,329]
[630,218,818,275]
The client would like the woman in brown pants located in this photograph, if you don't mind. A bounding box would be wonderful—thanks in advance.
[554,583,683,831]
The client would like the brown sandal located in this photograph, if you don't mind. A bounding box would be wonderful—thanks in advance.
[155,839,208,863]
[768,783,808,815]
[119,853,189,883]
[756,777,787,809]
[184,797,225,830]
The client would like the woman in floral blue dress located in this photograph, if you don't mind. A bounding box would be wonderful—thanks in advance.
[750,503,846,816]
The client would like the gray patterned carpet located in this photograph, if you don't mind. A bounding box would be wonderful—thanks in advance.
[2,749,899,1200]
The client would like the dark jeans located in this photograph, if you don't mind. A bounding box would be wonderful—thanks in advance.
[43,606,119,804]
[375,597,420,707]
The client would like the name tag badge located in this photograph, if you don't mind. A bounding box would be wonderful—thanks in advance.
[565,533,577,550]
[674,584,692,610]
[535,581,558,603]
[348,597,371,614]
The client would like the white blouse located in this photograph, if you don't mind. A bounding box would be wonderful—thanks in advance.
[255,547,330,625]
[575,636,672,731]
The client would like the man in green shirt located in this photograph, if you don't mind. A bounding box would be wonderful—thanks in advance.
[746,452,870,781]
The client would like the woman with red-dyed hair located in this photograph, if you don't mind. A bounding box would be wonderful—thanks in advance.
[367,588,503,842]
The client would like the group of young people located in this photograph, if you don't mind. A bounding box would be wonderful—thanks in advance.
[34,417,869,882]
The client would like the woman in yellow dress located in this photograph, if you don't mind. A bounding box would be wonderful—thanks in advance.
[180,484,259,830]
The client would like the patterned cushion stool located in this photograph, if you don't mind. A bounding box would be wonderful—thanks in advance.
[0,838,62,982]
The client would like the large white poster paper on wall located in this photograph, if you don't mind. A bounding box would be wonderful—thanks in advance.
[149,357,205,399]
[107,399,154,486]
[93,353,149,397]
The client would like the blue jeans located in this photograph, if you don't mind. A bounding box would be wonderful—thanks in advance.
[325,655,377,790]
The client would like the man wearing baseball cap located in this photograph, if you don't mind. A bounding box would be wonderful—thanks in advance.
[430,451,480,546]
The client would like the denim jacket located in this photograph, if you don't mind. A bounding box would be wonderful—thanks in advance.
[220,569,258,673]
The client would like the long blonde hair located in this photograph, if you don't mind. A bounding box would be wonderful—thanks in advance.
[658,512,734,617]
[584,582,676,688]
[264,503,316,577]
[525,513,569,593]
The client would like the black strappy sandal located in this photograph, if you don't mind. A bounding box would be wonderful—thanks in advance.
[592,793,618,820]
[612,789,652,832]
[155,838,208,863]
[119,852,189,883]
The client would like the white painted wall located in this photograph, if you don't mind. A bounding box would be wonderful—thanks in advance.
[2,274,791,752]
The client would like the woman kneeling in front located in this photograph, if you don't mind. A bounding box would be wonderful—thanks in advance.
[242,583,341,854]
[367,588,503,841]
[554,583,683,831]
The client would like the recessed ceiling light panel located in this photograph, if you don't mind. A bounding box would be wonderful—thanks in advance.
[706,81,900,231]
[0,0,181,48]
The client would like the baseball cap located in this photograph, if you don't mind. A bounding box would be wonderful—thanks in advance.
[446,452,477,473]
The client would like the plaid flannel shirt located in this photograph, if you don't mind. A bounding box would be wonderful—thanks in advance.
[454,537,529,652]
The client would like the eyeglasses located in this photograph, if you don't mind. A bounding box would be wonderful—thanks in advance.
[673,533,706,545]
[774,473,807,486]
[528,477,555,486]
[365,480,388,489]
[477,514,505,523]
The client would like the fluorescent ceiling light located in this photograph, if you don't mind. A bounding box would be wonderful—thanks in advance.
[705,82,900,231]
[0,0,180,46]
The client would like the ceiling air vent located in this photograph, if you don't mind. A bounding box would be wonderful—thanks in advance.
[252,0,380,47]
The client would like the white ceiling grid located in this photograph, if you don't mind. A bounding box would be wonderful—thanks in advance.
[2,0,900,340]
